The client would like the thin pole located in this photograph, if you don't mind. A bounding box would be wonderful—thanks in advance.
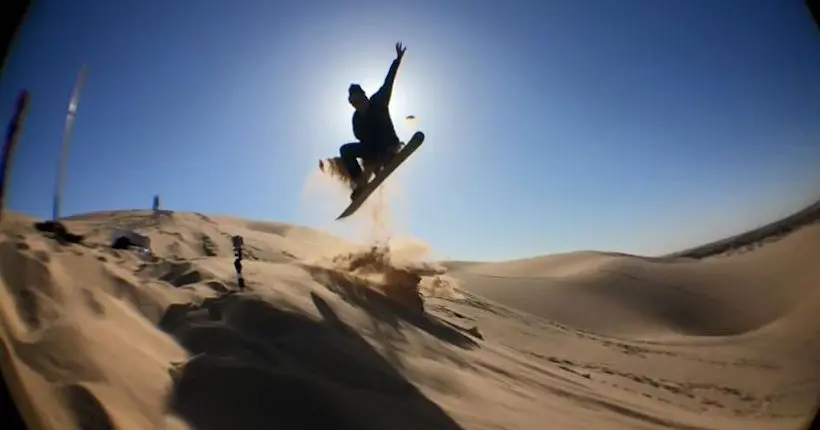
[0,90,30,221]
[52,64,87,221]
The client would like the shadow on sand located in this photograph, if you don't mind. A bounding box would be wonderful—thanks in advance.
[159,292,465,430]
[304,265,480,350]
[0,342,28,430]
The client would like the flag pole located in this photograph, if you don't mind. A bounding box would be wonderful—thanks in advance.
[52,63,87,221]
[0,90,30,221]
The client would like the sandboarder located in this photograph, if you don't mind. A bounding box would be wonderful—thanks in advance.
[338,42,407,200]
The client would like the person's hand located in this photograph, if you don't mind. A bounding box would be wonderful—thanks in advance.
[395,42,406,60]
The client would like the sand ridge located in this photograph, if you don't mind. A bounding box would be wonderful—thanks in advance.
[1,207,819,429]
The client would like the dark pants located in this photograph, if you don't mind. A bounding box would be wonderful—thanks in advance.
[340,141,394,182]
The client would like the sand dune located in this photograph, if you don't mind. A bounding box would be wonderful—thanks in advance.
[448,225,820,337]
[1,206,819,429]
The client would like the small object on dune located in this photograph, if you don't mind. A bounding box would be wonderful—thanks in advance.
[33,220,84,244]
[136,247,152,261]
[110,228,151,254]
[231,235,245,290]
[111,236,132,249]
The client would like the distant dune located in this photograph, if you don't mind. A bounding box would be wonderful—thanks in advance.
[1,201,819,429]
[665,199,820,259]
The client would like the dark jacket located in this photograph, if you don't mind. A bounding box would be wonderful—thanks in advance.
[352,58,401,153]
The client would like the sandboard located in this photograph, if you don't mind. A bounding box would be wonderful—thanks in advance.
[336,131,425,220]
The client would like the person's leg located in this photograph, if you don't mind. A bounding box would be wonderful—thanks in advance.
[370,138,401,171]
[339,142,366,186]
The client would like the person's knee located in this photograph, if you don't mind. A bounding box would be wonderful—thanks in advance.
[340,142,357,158]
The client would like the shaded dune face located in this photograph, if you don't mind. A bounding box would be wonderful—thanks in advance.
[162,294,467,430]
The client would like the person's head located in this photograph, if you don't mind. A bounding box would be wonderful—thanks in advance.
[348,84,369,111]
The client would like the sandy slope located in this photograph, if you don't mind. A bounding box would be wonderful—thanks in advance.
[1,209,818,430]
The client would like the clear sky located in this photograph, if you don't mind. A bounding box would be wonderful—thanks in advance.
[2,0,820,261]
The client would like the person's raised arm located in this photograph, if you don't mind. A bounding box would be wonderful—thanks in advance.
[372,42,406,106]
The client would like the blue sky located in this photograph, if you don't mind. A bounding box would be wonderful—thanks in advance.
[2,0,819,261]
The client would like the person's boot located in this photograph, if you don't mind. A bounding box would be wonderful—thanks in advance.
[350,175,368,200]
[384,142,402,162]
[374,143,401,173]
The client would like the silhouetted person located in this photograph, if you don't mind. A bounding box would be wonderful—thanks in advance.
[339,42,407,200]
